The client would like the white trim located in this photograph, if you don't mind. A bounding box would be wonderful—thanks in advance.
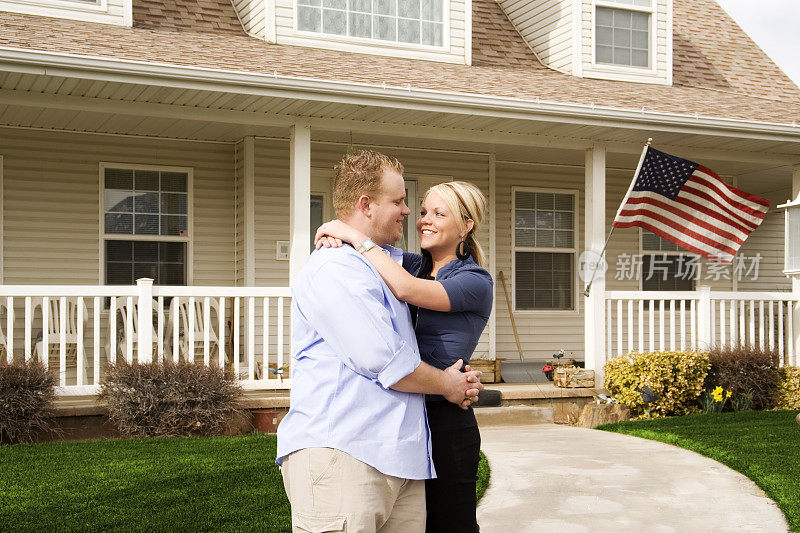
[665,0,673,86]
[98,162,194,286]
[289,120,312,285]
[3,0,108,13]
[0,0,131,26]
[0,155,3,284]
[511,186,580,315]
[1,48,797,137]
[488,153,496,359]
[571,0,583,77]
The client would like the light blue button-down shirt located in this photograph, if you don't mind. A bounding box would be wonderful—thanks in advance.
[276,244,435,480]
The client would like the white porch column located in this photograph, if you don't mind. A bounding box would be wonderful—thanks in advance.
[584,144,607,379]
[488,154,497,360]
[289,121,312,285]
[793,164,800,366]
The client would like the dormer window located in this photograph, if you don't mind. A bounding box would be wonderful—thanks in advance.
[595,0,651,68]
[296,0,444,47]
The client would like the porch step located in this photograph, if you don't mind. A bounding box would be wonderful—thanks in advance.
[474,406,554,426]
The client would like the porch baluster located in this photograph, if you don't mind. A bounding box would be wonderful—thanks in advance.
[204,296,211,366]
[627,300,634,354]
[277,296,285,371]
[172,296,180,363]
[6,296,13,364]
[24,297,32,361]
[218,297,226,368]
[188,296,196,364]
[60,296,67,386]
[233,297,240,376]
[617,299,623,357]
[263,297,269,381]
[248,297,255,380]
[77,297,85,386]
[94,297,101,385]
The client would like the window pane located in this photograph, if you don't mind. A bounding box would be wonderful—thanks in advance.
[134,263,159,281]
[135,170,159,191]
[349,0,371,12]
[596,7,649,67]
[614,27,630,47]
[298,0,320,6]
[515,252,573,310]
[134,192,159,214]
[398,18,419,43]
[159,263,185,285]
[374,15,396,39]
[515,229,535,248]
[596,8,613,26]
[134,241,159,261]
[788,206,800,271]
[643,255,695,291]
[105,190,133,213]
[350,12,372,37]
[310,195,324,253]
[106,262,132,285]
[596,26,613,46]
[374,0,395,16]
[536,193,554,210]
[614,47,631,65]
[323,9,347,35]
[631,49,648,67]
[161,193,187,215]
[323,0,346,8]
[515,191,535,210]
[631,29,648,48]
[535,211,554,229]
[105,168,133,190]
[135,214,159,235]
[596,45,613,63]
[298,5,322,31]
[105,213,132,234]
[420,21,442,46]
[631,11,649,30]
[159,242,185,263]
[420,0,441,21]
[536,229,554,248]
[160,172,187,192]
[613,9,632,27]
[398,0,419,18]
[160,215,188,236]
[553,211,573,230]
[107,240,133,262]
[642,230,680,251]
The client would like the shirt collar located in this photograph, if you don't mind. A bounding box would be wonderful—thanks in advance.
[381,244,404,265]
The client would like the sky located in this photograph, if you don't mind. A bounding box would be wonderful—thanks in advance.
[715,0,800,87]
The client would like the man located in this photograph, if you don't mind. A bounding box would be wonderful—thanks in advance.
[277,150,483,533]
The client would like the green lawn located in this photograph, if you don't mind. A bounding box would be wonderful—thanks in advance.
[0,435,490,531]
[598,410,800,533]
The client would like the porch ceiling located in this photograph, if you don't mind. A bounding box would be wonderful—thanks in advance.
[1,70,800,172]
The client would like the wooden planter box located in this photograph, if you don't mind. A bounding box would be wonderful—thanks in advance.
[554,366,595,388]
[468,359,501,384]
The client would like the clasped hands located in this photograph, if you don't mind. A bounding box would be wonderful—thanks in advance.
[444,359,483,410]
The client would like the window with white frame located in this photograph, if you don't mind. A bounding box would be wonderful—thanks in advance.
[595,0,652,68]
[514,189,576,311]
[297,0,444,47]
[103,167,189,286]
[641,229,696,292]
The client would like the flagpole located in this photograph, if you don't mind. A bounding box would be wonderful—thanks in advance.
[583,138,653,297]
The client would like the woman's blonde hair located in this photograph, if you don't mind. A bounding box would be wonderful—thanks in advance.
[425,181,487,268]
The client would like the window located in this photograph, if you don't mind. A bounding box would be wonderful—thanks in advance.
[641,230,695,292]
[103,166,190,286]
[595,0,651,68]
[310,194,325,253]
[513,189,576,311]
[297,0,444,47]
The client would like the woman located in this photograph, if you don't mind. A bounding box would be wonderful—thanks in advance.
[315,180,492,533]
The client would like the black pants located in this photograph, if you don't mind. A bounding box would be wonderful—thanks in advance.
[425,400,481,533]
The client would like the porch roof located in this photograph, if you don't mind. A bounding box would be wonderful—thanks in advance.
[0,0,798,130]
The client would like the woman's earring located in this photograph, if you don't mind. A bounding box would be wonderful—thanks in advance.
[456,239,471,260]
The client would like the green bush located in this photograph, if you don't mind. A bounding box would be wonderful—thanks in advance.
[603,351,710,418]
[705,346,781,410]
[100,361,243,438]
[776,366,800,410]
[0,360,56,444]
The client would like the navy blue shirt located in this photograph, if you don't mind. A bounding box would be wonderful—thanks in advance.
[403,252,493,401]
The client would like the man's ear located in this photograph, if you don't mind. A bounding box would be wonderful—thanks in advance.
[356,195,371,217]
[461,219,474,239]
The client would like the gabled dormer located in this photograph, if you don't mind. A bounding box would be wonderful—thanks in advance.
[232,0,472,65]
[0,0,132,25]
[496,0,672,85]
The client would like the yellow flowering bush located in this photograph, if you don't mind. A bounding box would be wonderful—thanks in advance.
[776,366,800,410]
[604,351,710,418]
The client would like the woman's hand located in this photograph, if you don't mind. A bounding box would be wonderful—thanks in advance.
[314,220,367,250]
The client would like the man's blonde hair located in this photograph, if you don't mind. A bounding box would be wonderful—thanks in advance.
[333,150,404,219]
[425,181,488,268]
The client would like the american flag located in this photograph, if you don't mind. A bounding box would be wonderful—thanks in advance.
[613,147,770,264]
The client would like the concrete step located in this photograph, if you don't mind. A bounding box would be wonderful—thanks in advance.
[474,405,554,426]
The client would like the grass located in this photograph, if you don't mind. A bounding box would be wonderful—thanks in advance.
[0,434,491,531]
[598,410,800,532]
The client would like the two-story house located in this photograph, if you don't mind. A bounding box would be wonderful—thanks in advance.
[0,0,799,396]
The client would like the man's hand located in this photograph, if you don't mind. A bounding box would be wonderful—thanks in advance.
[442,359,483,410]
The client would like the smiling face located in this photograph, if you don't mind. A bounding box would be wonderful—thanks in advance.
[368,167,411,246]
[416,190,472,257]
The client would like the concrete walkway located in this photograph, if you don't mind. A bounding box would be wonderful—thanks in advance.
[477,424,789,533]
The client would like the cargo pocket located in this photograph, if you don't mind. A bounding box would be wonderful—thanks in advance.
[293,512,346,532]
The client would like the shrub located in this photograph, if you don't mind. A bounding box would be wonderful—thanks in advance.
[705,346,781,410]
[776,366,800,410]
[0,360,56,444]
[603,351,710,418]
[100,361,243,438]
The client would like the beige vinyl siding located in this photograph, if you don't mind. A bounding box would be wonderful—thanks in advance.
[232,0,268,39]
[737,189,792,292]
[275,0,470,64]
[235,140,246,285]
[496,0,574,72]
[580,0,671,84]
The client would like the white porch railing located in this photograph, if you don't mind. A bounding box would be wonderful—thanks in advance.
[0,279,293,396]
[605,288,798,366]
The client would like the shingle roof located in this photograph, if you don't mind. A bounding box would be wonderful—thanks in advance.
[133,0,243,34]
[0,0,798,126]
